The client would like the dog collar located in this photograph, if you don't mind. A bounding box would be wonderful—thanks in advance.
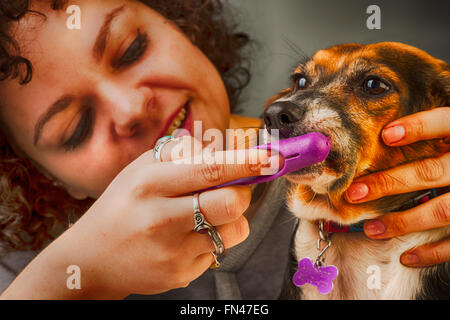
[317,187,449,234]
[397,186,449,211]
[318,220,365,233]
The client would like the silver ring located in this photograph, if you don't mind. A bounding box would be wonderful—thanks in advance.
[153,136,174,162]
[193,193,213,234]
[192,193,225,256]
[208,227,225,255]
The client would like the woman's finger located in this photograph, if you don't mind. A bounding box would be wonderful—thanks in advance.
[363,193,450,239]
[137,148,282,197]
[159,135,204,162]
[400,236,450,267]
[186,215,250,254]
[169,251,220,290]
[169,185,252,231]
[345,152,450,203]
[381,107,450,146]
[169,216,250,289]
[131,135,203,167]
[188,252,223,282]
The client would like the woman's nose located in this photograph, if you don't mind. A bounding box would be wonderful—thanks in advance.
[98,81,153,138]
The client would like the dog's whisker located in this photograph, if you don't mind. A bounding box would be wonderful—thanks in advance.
[278,214,301,228]
[280,35,308,61]
[273,52,304,61]
[306,191,317,208]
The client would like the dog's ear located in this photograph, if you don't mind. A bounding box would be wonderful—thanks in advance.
[439,63,449,104]
[264,88,292,108]
[410,59,450,160]
[430,61,450,106]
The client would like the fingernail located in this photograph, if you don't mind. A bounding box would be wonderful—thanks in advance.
[346,183,369,201]
[364,220,386,236]
[401,252,420,265]
[383,125,405,144]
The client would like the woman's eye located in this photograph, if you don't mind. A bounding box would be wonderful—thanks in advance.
[363,77,390,95]
[114,29,148,69]
[63,108,94,151]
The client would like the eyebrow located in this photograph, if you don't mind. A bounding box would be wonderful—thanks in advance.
[34,95,75,146]
[93,5,127,62]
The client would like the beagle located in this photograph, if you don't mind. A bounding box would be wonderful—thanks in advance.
[264,42,450,299]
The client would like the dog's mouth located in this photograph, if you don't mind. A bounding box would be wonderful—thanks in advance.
[288,128,339,172]
[264,99,360,192]
[284,127,354,192]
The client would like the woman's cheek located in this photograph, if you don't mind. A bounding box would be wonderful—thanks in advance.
[48,151,118,199]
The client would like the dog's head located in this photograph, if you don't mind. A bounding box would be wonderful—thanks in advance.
[264,42,449,224]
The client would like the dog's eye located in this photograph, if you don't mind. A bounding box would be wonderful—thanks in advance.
[363,77,390,95]
[296,77,308,89]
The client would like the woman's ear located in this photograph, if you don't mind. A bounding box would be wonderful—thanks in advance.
[65,187,89,200]
[50,179,88,200]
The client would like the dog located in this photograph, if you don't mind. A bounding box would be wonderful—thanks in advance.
[263,42,450,299]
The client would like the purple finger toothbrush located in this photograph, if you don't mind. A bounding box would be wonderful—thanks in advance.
[202,132,332,190]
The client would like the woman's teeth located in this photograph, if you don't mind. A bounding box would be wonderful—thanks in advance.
[165,106,187,136]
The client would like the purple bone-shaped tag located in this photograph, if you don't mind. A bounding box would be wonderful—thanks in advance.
[292,258,338,295]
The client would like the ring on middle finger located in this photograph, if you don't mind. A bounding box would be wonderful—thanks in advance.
[208,226,225,255]
[193,192,213,234]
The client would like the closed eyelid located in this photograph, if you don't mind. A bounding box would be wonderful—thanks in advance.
[34,95,75,146]
[62,108,95,151]
[113,29,148,69]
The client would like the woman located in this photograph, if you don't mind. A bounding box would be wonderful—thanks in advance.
[0,0,448,299]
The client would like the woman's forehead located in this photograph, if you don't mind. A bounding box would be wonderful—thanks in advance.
[0,1,138,135]
[1,1,135,103]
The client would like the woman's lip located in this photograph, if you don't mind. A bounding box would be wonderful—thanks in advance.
[156,100,190,142]
[179,103,193,136]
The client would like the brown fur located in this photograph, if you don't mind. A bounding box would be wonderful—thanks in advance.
[266,42,449,222]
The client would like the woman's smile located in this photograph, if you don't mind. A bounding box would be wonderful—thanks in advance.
[0,0,230,198]
[161,99,192,138]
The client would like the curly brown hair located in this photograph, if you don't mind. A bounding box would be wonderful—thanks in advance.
[0,0,251,255]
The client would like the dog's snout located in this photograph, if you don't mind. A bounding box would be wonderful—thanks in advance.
[264,101,305,136]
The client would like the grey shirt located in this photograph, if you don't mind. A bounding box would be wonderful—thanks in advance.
[0,179,297,299]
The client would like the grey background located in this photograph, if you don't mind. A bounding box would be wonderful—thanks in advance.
[229,0,450,117]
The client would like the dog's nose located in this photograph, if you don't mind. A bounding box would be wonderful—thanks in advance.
[264,101,305,137]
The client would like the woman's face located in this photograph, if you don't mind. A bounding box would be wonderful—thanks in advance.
[0,0,230,198]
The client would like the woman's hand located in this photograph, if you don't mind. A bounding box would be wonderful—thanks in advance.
[345,107,450,268]
[1,136,278,299]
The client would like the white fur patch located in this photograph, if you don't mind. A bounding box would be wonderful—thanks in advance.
[290,198,449,300]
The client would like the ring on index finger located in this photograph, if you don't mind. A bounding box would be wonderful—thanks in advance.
[153,136,175,162]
